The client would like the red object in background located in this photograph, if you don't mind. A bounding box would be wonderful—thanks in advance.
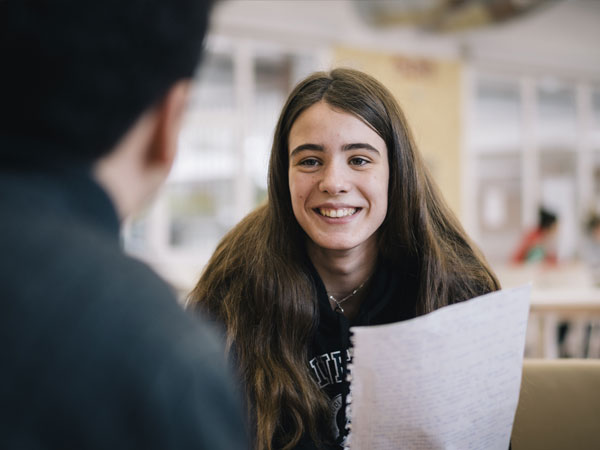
[512,227,558,264]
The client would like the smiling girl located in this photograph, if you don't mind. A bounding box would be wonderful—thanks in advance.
[188,68,500,450]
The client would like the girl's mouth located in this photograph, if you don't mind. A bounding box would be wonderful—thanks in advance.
[316,207,359,218]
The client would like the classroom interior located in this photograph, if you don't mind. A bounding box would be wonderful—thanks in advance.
[121,0,600,360]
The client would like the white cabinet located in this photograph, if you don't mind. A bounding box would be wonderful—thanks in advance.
[465,69,600,265]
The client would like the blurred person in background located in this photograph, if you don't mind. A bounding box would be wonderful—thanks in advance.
[511,207,559,265]
[188,68,500,450]
[0,1,246,449]
[582,213,600,286]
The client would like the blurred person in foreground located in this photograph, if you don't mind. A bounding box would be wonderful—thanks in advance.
[0,1,246,449]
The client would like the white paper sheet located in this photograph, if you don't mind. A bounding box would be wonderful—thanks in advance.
[347,285,531,450]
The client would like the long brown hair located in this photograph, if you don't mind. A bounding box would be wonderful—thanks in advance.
[188,68,500,449]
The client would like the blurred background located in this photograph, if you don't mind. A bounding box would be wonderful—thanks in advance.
[122,0,600,358]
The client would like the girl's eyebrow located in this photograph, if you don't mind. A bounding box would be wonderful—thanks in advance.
[290,142,380,157]
[342,143,380,154]
[290,143,323,157]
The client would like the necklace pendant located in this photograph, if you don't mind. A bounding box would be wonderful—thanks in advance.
[328,277,370,315]
[329,294,345,314]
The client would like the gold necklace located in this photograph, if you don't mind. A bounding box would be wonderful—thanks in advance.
[328,279,368,313]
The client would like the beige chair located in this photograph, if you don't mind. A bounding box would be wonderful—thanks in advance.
[511,359,600,450]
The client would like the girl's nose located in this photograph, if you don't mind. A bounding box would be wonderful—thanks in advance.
[318,161,350,195]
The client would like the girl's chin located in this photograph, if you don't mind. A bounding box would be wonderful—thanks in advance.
[305,231,380,255]
[307,238,363,253]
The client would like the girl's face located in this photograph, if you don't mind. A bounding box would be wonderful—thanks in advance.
[288,101,389,254]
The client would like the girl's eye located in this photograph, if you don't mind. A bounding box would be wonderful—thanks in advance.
[349,157,369,166]
[299,158,320,167]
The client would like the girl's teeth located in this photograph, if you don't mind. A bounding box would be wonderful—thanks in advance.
[319,208,357,218]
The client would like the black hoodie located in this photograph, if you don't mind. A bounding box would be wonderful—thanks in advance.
[294,257,419,449]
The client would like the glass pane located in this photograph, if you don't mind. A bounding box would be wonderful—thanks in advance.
[473,78,521,153]
[172,127,236,183]
[537,81,577,147]
[591,89,600,144]
[167,181,235,252]
[249,53,318,199]
[248,54,290,196]
[539,150,577,261]
[475,154,522,263]
[188,51,235,111]
[593,151,600,212]
[173,49,237,183]
[159,49,238,259]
